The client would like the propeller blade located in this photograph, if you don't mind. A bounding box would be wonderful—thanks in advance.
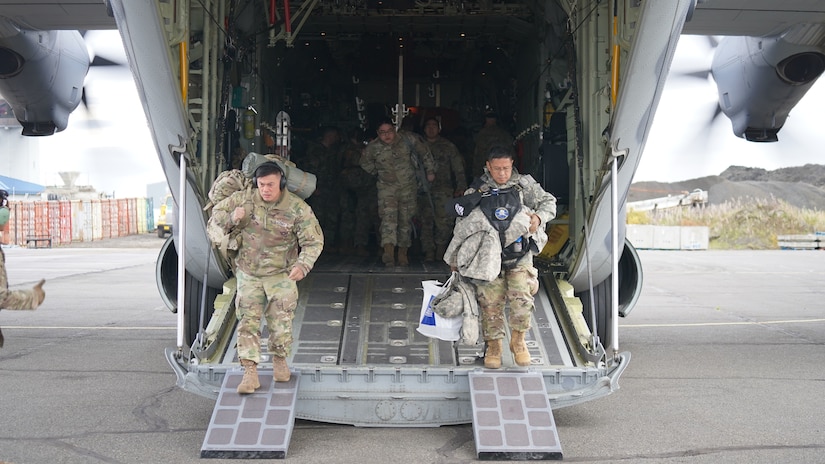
[90,55,121,67]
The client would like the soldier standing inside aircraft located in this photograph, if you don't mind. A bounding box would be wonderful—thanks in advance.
[208,162,323,393]
[301,126,342,253]
[360,117,435,267]
[0,190,46,348]
[445,145,556,369]
[471,111,513,178]
[339,128,379,256]
[419,117,466,262]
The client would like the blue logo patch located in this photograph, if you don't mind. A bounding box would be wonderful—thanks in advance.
[494,207,509,220]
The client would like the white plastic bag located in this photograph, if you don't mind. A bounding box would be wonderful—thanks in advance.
[416,279,463,341]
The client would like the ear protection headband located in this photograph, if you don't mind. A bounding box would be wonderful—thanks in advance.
[253,161,288,191]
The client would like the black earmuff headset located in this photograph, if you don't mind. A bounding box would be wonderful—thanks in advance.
[253,161,288,191]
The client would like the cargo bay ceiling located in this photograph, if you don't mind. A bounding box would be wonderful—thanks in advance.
[203,0,565,122]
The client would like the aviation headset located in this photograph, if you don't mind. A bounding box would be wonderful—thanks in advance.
[253,161,288,191]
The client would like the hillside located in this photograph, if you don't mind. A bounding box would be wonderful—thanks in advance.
[630,164,825,210]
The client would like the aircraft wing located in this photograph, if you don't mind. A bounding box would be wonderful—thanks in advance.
[0,1,116,134]
[684,1,825,36]
[678,1,825,142]
[0,1,115,30]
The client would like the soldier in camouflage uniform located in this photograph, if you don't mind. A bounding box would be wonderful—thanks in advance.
[456,145,556,369]
[471,111,513,179]
[301,126,342,253]
[0,192,46,348]
[360,117,435,266]
[339,128,379,256]
[418,117,467,262]
[208,162,323,393]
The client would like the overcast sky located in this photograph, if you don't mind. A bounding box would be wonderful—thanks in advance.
[34,32,825,196]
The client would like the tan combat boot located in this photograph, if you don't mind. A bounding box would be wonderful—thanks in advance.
[272,356,291,382]
[484,339,503,369]
[382,244,395,266]
[397,247,409,266]
[237,359,260,394]
[509,330,531,366]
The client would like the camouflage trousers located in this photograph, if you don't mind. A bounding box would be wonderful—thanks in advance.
[235,269,299,362]
[308,190,340,248]
[339,187,379,247]
[1,248,41,348]
[376,181,417,247]
[417,189,455,254]
[0,249,38,310]
[474,260,539,341]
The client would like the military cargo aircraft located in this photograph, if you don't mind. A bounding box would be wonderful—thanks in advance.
[1,0,824,436]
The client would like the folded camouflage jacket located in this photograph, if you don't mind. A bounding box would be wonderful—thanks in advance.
[444,204,548,282]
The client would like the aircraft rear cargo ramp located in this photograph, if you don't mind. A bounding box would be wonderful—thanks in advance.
[184,255,620,458]
[167,255,629,429]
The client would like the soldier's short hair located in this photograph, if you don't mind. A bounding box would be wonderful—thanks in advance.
[487,144,515,162]
[375,117,395,131]
[254,161,286,180]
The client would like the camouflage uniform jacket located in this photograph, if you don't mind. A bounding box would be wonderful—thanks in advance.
[302,142,342,195]
[472,125,513,174]
[427,136,467,193]
[466,169,557,228]
[444,169,555,279]
[340,140,375,191]
[209,188,324,278]
[361,130,436,187]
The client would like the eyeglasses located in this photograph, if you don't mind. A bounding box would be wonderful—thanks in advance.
[377,129,395,136]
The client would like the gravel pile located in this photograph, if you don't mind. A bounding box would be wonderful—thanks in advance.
[630,164,825,210]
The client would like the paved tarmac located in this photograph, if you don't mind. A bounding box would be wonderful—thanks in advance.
[1,241,824,463]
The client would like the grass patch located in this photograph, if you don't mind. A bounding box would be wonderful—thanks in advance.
[627,197,825,249]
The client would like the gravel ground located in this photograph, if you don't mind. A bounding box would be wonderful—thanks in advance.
[60,233,167,249]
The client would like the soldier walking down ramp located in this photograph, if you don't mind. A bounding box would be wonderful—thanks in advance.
[0,190,46,348]
[444,145,556,369]
[208,162,323,393]
[360,117,435,267]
